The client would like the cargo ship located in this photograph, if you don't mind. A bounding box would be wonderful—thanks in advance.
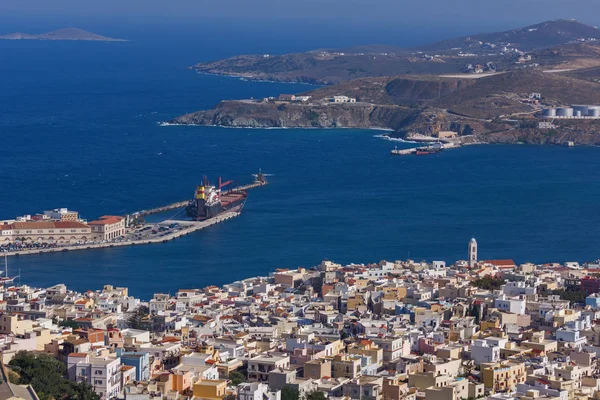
[415,143,443,155]
[185,177,248,221]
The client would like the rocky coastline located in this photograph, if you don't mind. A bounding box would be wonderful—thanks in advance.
[168,100,600,146]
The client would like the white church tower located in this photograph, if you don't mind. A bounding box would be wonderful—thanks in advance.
[468,238,478,267]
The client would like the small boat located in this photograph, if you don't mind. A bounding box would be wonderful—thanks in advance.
[2,254,18,285]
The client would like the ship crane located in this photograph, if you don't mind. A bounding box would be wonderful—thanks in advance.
[218,178,233,191]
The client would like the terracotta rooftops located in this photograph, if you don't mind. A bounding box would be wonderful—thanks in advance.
[1,221,89,230]
[482,259,516,267]
[88,215,124,225]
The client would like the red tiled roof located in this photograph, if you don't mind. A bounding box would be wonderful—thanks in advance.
[483,259,516,266]
[5,221,89,230]
[54,221,89,229]
[88,216,123,225]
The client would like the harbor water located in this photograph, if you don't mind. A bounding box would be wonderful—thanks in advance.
[1,21,599,298]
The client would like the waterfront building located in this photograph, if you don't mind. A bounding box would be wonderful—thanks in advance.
[0,221,91,244]
[43,208,80,222]
[88,215,125,241]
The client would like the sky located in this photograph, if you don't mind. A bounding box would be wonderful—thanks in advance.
[1,0,600,27]
[1,0,599,50]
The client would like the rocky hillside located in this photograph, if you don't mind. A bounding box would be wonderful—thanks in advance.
[419,19,600,52]
[171,101,418,130]
[190,20,600,85]
[172,65,600,146]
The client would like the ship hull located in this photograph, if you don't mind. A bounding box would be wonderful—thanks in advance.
[185,191,247,220]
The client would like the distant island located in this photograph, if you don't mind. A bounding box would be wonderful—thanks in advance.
[171,19,600,147]
[0,28,126,42]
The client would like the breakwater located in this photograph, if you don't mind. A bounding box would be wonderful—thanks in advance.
[132,180,267,217]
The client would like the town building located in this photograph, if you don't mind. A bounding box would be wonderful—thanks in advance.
[0,221,91,244]
[88,216,125,241]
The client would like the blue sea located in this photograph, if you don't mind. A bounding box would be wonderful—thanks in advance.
[1,20,599,299]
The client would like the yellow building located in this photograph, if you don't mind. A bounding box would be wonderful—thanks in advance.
[480,319,501,332]
[0,315,33,335]
[382,286,408,301]
[521,332,557,355]
[481,361,526,392]
[347,293,368,311]
[348,340,383,367]
[332,354,361,379]
[192,379,227,399]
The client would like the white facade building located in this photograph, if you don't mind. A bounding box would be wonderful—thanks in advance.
[238,382,281,400]
[68,354,122,399]
[495,295,526,315]
[471,337,505,365]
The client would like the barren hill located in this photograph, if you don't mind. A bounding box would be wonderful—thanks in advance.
[418,19,600,52]
[0,28,126,42]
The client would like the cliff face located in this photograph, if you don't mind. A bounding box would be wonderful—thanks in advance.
[171,101,418,130]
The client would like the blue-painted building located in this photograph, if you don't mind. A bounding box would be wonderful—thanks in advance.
[586,294,600,308]
[116,350,150,381]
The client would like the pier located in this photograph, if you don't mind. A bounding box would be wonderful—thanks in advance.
[2,174,269,257]
[132,180,267,217]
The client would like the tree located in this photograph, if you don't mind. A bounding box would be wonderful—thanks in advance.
[472,276,505,290]
[53,317,80,329]
[552,288,586,304]
[127,305,150,329]
[282,386,300,400]
[229,370,246,386]
[9,351,99,400]
[305,391,327,400]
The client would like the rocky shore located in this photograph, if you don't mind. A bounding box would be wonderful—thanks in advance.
[170,100,418,130]
[169,99,600,146]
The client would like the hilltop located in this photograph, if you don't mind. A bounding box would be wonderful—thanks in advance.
[171,66,600,145]
[418,19,600,52]
[0,28,126,42]
[172,19,600,146]
[191,20,600,85]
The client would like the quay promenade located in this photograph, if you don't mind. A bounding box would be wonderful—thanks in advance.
[3,212,240,257]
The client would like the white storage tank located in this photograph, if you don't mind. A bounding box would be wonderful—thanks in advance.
[542,108,557,117]
[574,110,582,117]
[589,108,600,118]
[573,105,590,115]
[556,107,574,117]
